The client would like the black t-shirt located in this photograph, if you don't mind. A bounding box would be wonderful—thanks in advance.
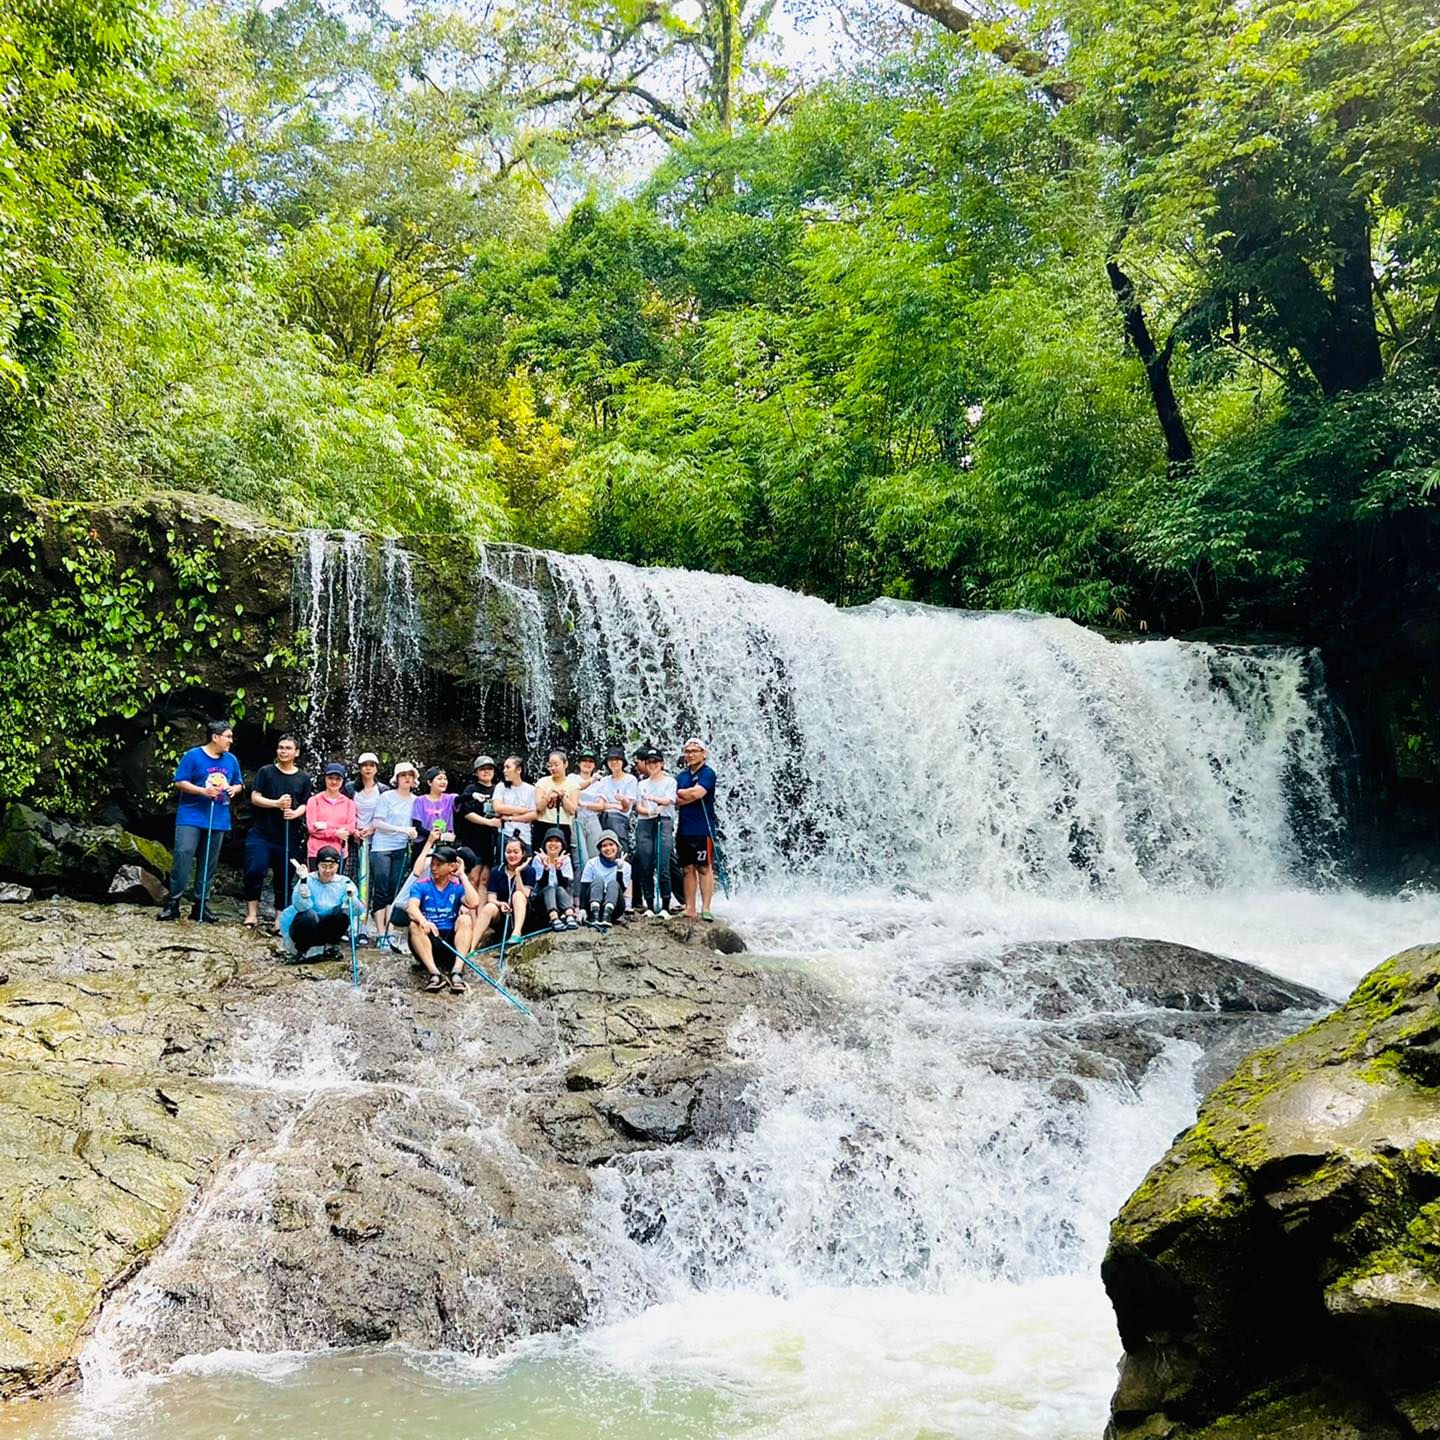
[456,781,495,831]
[251,764,314,843]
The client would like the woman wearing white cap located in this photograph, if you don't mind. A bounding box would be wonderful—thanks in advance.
[351,751,389,915]
[368,761,421,950]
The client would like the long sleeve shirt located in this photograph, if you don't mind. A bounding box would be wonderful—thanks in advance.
[305,791,358,858]
[278,873,359,951]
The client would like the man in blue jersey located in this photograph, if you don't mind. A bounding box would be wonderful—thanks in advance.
[675,737,718,921]
[158,719,243,923]
[406,845,481,994]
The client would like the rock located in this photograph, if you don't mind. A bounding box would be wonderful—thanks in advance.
[0,884,32,904]
[1103,942,1440,1440]
[107,865,166,904]
[0,805,170,900]
[0,900,831,1396]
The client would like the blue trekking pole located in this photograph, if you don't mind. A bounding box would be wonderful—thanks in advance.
[197,796,218,922]
[348,893,359,990]
[498,908,512,985]
[703,803,730,900]
[432,932,534,1019]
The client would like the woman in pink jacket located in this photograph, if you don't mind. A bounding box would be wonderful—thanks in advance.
[305,762,358,866]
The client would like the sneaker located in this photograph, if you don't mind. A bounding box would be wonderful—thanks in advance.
[564,916,579,931]
[599,904,614,932]
[356,934,372,949]
[551,916,565,932]
[588,905,602,927]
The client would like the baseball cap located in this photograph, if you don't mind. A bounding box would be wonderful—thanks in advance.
[432,845,459,863]
[472,755,496,770]
[637,745,661,762]
[578,745,598,760]
[323,762,347,777]
[315,846,342,864]
[682,737,706,751]
[357,751,379,766]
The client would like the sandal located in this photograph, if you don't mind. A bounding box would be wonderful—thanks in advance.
[449,973,467,993]
[700,911,715,922]
[242,917,258,930]
[424,973,445,992]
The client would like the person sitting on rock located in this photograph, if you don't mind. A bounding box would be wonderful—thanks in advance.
[159,718,244,924]
[476,834,529,946]
[305,763,357,867]
[529,827,578,932]
[278,847,359,961]
[405,844,479,994]
[243,732,312,931]
[580,830,630,932]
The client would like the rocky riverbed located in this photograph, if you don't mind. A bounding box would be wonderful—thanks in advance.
[0,902,831,1397]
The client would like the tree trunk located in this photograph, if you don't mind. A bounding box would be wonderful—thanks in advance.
[1106,258,1193,469]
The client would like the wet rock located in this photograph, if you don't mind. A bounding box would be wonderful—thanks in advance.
[0,900,830,1395]
[0,884,32,904]
[1103,942,1440,1440]
[107,865,166,904]
[0,804,170,901]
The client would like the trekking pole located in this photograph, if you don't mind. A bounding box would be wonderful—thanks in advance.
[348,893,359,990]
[432,931,534,1019]
[198,796,218,922]
[498,908,512,985]
[703,804,731,900]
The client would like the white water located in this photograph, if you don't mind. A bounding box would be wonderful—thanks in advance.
[15,550,1437,1440]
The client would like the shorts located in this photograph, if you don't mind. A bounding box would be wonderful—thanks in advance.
[676,834,712,868]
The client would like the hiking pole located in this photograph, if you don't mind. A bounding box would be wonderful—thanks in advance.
[348,893,360,990]
[498,907,512,985]
[703,804,731,900]
[431,931,534,1019]
[198,796,217,922]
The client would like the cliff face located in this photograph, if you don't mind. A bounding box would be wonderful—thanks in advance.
[1103,941,1440,1440]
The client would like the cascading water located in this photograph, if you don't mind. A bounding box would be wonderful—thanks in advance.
[25,545,1435,1440]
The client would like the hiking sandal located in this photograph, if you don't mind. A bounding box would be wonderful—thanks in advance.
[449,973,467,994]
[424,973,445,992]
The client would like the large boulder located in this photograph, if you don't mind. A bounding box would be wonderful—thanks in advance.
[1103,941,1440,1440]
[0,804,170,900]
[0,902,829,1396]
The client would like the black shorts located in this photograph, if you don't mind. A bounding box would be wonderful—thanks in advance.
[676,834,712,868]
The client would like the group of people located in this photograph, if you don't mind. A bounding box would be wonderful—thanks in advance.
[158,721,722,992]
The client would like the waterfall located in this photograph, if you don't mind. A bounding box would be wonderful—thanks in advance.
[291,540,1342,894]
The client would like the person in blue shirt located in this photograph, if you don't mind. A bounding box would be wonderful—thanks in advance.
[158,719,244,923]
[675,737,718,921]
[406,845,481,994]
[277,847,360,961]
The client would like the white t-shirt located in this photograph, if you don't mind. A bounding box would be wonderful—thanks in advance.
[371,788,417,853]
[492,781,537,843]
[635,774,677,818]
[593,773,639,813]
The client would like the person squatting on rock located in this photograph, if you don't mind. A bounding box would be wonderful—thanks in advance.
[580,831,631,931]
[159,719,244,923]
[530,828,579,931]
[405,844,480,994]
[242,733,312,931]
[278,848,360,961]
[476,834,530,946]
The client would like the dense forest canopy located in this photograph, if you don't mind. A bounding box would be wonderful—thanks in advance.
[2,0,1437,631]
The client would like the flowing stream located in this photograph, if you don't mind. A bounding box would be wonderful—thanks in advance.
[10,547,1440,1440]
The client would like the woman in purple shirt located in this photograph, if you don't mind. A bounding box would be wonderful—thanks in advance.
[412,766,456,843]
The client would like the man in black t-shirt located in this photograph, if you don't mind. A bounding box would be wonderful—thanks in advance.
[456,754,502,886]
[244,734,314,930]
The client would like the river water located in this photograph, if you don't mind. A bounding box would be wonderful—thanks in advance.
[8,552,1440,1439]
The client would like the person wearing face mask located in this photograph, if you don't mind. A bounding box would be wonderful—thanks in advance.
[491,754,538,850]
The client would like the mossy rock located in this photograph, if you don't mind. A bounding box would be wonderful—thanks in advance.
[0,804,171,898]
[1105,943,1440,1439]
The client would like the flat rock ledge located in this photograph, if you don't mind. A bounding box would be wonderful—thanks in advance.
[1104,940,1440,1440]
[0,903,830,1399]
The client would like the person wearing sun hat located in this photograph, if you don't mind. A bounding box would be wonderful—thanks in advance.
[367,760,420,950]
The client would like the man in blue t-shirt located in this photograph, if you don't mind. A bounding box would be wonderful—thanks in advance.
[158,719,244,924]
[675,737,718,922]
[405,846,480,994]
